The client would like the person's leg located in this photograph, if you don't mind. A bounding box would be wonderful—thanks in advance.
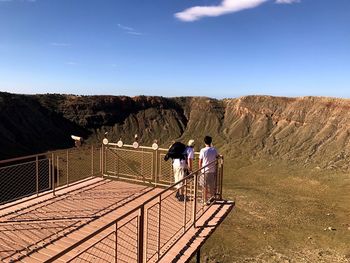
[207,173,215,203]
[203,172,208,203]
[177,167,185,201]
[173,166,181,198]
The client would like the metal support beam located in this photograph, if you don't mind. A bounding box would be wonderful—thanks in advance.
[196,248,201,263]
[138,205,145,263]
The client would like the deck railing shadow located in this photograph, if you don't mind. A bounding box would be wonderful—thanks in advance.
[0,142,225,263]
[48,143,224,263]
[0,146,101,207]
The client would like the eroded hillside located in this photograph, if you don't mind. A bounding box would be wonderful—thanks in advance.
[1,92,350,170]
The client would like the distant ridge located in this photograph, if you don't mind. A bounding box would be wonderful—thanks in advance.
[1,92,350,170]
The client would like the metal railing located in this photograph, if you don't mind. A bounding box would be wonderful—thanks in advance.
[0,142,224,262]
[48,144,224,263]
[103,143,205,187]
[0,146,102,206]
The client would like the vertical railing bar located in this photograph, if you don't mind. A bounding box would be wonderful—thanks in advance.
[138,205,145,263]
[56,156,60,187]
[220,157,224,200]
[66,150,69,186]
[51,153,55,196]
[114,148,117,177]
[115,221,118,263]
[35,156,39,196]
[48,157,51,193]
[215,158,219,200]
[157,195,161,260]
[202,171,205,211]
[101,144,104,175]
[141,148,144,181]
[91,146,93,177]
[183,178,187,232]
[193,172,198,228]
[217,159,221,200]
[104,145,107,176]
[154,149,158,186]
[100,146,102,174]
[115,150,120,177]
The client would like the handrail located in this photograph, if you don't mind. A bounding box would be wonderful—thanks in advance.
[0,145,99,164]
[45,156,223,262]
[0,152,48,164]
[0,143,224,262]
[0,146,102,206]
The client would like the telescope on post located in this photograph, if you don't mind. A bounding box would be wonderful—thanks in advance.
[71,135,83,147]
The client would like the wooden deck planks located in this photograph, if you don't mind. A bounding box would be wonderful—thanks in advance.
[0,176,234,262]
[158,200,234,263]
[0,177,158,262]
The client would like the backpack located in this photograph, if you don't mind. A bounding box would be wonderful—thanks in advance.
[164,142,187,161]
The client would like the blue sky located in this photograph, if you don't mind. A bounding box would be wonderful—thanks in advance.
[0,0,349,98]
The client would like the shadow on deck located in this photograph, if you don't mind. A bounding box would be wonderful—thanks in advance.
[0,144,234,262]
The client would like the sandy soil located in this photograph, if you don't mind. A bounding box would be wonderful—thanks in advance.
[199,158,350,263]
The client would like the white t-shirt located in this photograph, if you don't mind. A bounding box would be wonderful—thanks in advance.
[186,147,194,160]
[199,146,218,173]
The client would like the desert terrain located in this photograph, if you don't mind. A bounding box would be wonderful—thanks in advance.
[201,158,350,262]
[1,92,350,262]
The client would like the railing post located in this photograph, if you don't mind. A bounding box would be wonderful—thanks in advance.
[66,150,69,185]
[51,153,55,196]
[91,145,94,177]
[36,155,39,196]
[100,146,102,174]
[48,158,51,192]
[196,248,201,263]
[219,157,224,200]
[115,221,118,263]
[193,172,198,228]
[154,149,158,186]
[101,144,104,175]
[138,205,145,263]
[104,145,107,176]
[183,178,187,232]
[114,149,117,177]
[56,156,60,187]
[117,149,119,177]
[215,159,219,201]
[157,195,161,260]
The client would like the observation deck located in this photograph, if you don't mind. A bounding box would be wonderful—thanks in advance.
[0,142,234,262]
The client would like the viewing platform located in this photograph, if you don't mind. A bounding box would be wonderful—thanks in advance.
[0,141,234,262]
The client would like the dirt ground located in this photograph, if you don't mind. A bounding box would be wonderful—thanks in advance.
[199,158,350,262]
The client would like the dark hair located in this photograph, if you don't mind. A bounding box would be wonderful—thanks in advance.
[204,136,212,145]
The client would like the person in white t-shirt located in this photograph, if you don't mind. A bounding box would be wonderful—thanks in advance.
[199,136,218,203]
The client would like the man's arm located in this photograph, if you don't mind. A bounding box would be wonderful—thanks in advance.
[188,157,193,172]
[199,158,203,169]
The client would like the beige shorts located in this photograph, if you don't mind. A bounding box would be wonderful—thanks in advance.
[173,166,186,189]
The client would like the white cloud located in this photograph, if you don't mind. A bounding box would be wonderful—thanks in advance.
[175,0,268,22]
[50,42,71,47]
[117,23,143,36]
[66,61,77,66]
[175,0,301,22]
[127,31,143,36]
[117,24,134,31]
[275,0,300,3]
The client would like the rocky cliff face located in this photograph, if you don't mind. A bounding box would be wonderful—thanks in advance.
[1,92,350,170]
[222,96,350,169]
